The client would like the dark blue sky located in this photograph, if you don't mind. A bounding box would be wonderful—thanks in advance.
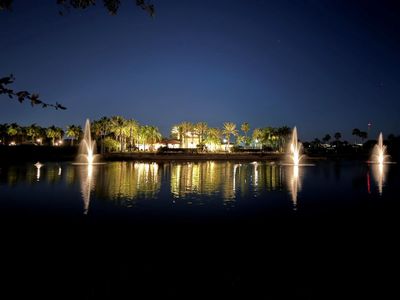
[1,0,399,140]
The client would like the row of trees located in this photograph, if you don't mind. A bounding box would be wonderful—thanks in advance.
[0,119,292,152]
[318,128,368,145]
[0,123,65,145]
[1,119,383,154]
[170,121,292,152]
[0,117,163,152]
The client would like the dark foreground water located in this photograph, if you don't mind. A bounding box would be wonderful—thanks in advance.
[0,160,399,299]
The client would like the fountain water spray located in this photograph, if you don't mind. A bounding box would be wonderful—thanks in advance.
[371,132,388,164]
[77,119,98,165]
[290,127,303,166]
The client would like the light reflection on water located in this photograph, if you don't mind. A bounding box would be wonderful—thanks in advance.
[0,161,396,216]
[371,163,388,195]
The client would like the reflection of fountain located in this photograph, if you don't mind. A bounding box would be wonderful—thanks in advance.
[77,119,98,165]
[368,133,394,195]
[78,164,97,215]
[287,165,301,210]
[371,163,387,195]
[289,127,303,166]
[34,162,43,181]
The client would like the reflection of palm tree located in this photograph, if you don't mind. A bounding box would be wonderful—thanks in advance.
[222,122,238,151]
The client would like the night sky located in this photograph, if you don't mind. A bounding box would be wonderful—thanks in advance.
[1,0,399,140]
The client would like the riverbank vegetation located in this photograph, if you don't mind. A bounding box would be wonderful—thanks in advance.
[1,117,399,158]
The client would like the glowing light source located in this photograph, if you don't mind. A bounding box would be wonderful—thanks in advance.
[372,132,387,165]
[289,127,302,166]
[77,119,97,165]
[34,162,43,181]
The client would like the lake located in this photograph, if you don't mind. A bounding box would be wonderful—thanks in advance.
[1,160,399,299]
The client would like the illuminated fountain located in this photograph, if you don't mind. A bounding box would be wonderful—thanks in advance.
[282,127,313,209]
[369,132,394,195]
[289,127,303,166]
[76,119,99,165]
[371,132,389,165]
[73,119,104,214]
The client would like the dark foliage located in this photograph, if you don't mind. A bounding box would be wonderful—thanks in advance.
[0,74,67,110]
[1,0,154,109]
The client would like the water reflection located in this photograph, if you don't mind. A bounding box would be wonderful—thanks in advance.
[170,161,284,201]
[285,165,302,210]
[34,162,43,181]
[371,163,388,195]
[95,162,161,205]
[2,161,307,211]
[78,164,97,214]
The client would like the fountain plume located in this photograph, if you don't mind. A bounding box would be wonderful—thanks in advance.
[77,119,98,165]
[289,127,303,166]
[371,132,388,164]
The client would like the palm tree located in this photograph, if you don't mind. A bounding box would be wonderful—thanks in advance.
[277,126,291,152]
[147,126,162,151]
[222,122,238,151]
[125,119,139,151]
[241,122,250,147]
[26,123,41,143]
[352,128,361,144]
[359,131,368,143]
[204,128,221,151]
[7,123,20,143]
[252,128,263,149]
[46,126,58,145]
[0,123,8,144]
[92,117,111,154]
[110,116,126,151]
[181,121,193,147]
[138,125,150,150]
[334,132,342,141]
[66,125,82,146]
[171,124,184,146]
[322,134,331,144]
[195,122,208,145]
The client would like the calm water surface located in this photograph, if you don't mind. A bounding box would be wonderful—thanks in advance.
[1,160,399,299]
[0,160,398,219]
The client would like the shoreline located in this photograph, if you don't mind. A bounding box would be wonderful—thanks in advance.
[0,145,373,163]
